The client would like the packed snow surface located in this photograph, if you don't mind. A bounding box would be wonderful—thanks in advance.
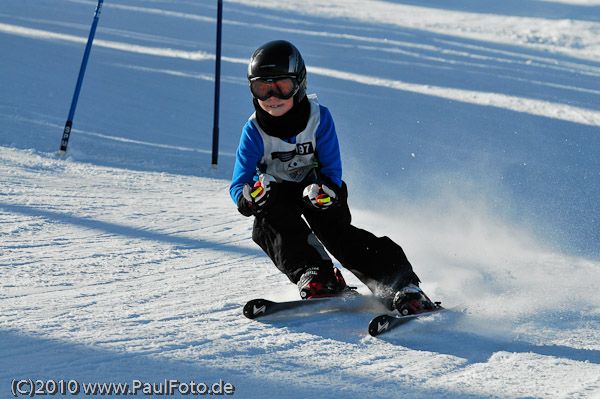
[1,0,599,398]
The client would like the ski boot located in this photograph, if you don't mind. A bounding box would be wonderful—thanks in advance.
[391,284,439,316]
[297,266,357,299]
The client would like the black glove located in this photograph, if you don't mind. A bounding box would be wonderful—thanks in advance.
[237,174,277,216]
[302,183,338,210]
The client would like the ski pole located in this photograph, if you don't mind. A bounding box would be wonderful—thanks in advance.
[211,0,223,168]
[59,0,104,155]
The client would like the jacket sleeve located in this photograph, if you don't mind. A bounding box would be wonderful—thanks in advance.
[230,120,264,204]
[315,105,343,188]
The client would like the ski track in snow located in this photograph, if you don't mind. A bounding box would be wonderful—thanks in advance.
[2,0,600,398]
[2,17,600,128]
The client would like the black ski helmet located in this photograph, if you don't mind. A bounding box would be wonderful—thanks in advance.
[247,40,307,102]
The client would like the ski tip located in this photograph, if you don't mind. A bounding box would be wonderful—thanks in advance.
[368,306,447,337]
[242,298,272,319]
[368,314,394,337]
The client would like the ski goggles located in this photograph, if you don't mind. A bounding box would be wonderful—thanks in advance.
[249,76,299,101]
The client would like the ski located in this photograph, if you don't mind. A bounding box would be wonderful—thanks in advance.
[244,295,450,337]
[368,307,446,337]
[243,294,382,319]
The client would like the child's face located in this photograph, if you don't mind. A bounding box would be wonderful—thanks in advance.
[257,96,294,117]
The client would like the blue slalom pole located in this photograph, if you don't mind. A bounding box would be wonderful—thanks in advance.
[59,0,104,155]
[211,0,223,168]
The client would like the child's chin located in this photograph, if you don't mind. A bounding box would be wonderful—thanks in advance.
[268,108,288,116]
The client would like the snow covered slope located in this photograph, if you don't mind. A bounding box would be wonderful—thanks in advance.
[1,0,599,398]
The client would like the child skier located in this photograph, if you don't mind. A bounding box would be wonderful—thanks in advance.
[230,40,435,315]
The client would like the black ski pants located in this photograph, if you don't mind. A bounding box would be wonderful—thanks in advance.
[251,181,420,296]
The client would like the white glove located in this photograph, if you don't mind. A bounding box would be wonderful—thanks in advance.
[243,174,277,207]
[303,183,337,209]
